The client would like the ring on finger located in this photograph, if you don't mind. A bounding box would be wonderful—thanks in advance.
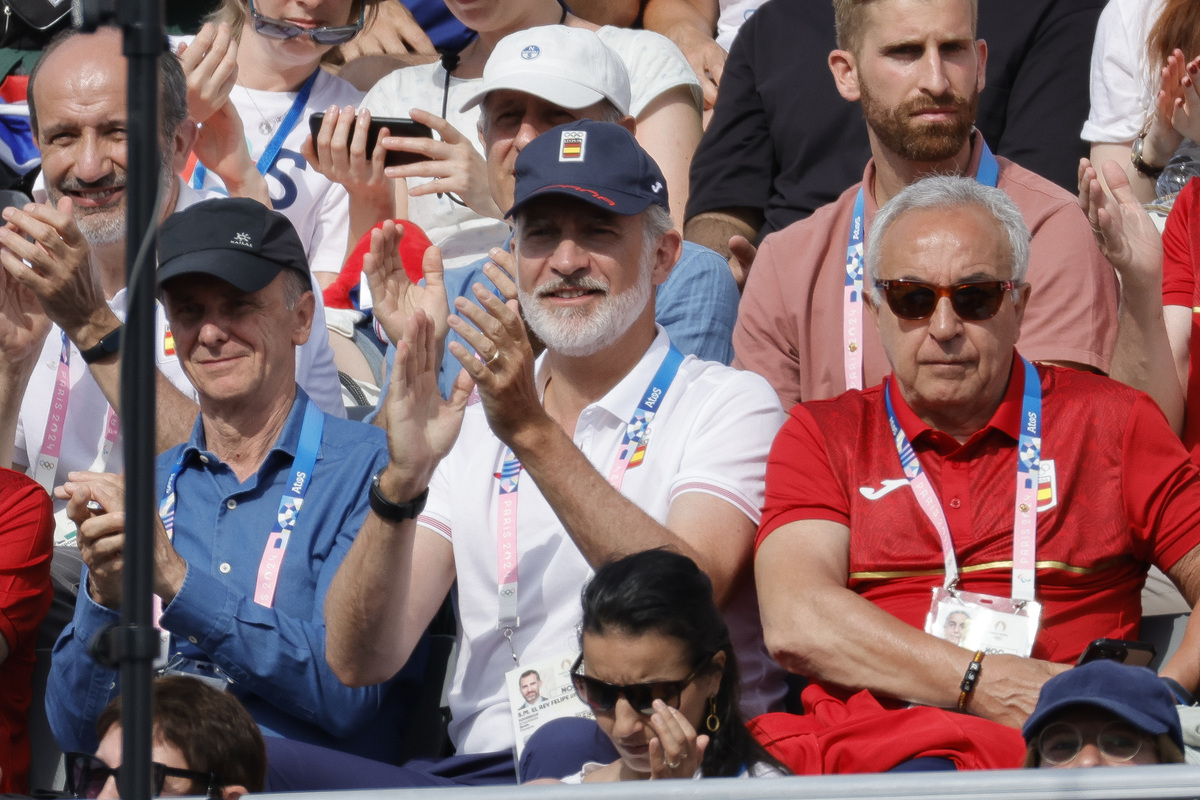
[666,758,681,769]
[485,349,501,366]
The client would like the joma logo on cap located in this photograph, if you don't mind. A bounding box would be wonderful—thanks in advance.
[232,232,253,247]
[559,131,586,162]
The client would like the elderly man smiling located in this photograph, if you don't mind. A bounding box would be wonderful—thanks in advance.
[752,176,1200,773]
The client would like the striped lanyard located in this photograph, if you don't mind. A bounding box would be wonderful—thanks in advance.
[844,141,1000,390]
[494,345,685,657]
[883,357,1041,601]
[157,398,324,615]
[190,70,318,191]
[31,331,119,493]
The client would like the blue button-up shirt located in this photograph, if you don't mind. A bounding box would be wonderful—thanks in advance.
[46,390,408,757]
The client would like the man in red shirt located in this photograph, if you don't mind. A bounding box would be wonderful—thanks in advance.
[754,174,1200,773]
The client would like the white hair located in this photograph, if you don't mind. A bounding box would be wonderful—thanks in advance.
[865,176,1031,303]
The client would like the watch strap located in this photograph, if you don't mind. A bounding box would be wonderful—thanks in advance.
[1131,135,1165,180]
[369,469,428,522]
[79,325,123,364]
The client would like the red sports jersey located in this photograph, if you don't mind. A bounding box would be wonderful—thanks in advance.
[758,357,1200,663]
[1162,177,1200,462]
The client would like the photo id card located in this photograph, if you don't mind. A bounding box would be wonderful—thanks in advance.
[506,651,595,764]
[925,586,1041,657]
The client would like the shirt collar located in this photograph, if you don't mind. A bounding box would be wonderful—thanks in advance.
[534,326,672,424]
[887,352,1025,447]
[182,387,314,465]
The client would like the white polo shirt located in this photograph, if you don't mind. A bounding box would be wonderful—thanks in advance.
[14,181,345,504]
[418,328,787,754]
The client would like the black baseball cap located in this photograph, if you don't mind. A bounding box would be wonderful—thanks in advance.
[157,198,310,292]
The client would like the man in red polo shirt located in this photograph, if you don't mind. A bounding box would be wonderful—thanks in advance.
[754,175,1200,773]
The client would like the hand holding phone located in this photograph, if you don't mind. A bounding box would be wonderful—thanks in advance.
[309,111,434,168]
[1076,638,1157,667]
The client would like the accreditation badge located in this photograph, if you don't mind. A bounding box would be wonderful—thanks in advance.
[925,586,1041,657]
[505,650,594,768]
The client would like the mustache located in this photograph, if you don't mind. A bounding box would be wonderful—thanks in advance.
[57,174,125,193]
[533,275,609,297]
[900,92,972,115]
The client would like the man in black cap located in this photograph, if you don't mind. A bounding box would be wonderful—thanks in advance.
[45,198,411,760]
[324,120,784,783]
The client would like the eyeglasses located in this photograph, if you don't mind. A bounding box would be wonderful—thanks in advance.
[570,653,711,716]
[874,279,1018,321]
[65,752,218,799]
[248,0,365,45]
[1036,721,1152,766]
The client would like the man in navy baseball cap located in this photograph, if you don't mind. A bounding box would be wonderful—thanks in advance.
[1022,660,1186,767]
[507,119,669,219]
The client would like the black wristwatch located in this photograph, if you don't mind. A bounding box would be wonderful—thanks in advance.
[79,325,122,364]
[1131,134,1166,180]
[369,468,428,522]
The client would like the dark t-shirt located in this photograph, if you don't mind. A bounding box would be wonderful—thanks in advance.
[686,0,1105,238]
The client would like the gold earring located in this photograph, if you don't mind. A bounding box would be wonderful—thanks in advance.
[706,697,720,732]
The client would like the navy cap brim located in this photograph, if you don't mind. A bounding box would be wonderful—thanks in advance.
[1022,698,1181,749]
[506,183,656,219]
[157,249,287,293]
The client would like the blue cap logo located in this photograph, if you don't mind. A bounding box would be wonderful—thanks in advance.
[521,45,540,60]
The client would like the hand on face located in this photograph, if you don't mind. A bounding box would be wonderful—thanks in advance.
[646,700,710,780]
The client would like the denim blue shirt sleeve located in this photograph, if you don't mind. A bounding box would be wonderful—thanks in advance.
[655,242,739,365]
[45,389,392,754]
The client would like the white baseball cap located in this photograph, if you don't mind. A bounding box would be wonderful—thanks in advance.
[459,26,632,115]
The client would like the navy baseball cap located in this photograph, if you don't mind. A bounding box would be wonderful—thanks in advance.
[157,198,311,293]
[1022,660,1183,751]
[506,120,669,218]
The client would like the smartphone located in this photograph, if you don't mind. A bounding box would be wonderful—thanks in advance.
[308,112,434,167]
[1075,638,1156,668]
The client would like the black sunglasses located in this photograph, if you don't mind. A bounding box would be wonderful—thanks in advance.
[1036,721,1151,766]
[570,653,713,716]
[248,0,364,45]
[65,752,218,799]
[874,279,1018,321]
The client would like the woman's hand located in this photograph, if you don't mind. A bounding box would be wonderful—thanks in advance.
[382,108,503,220]
[646,699,710,779]
[302,105,392,201]
[177,23,239,125]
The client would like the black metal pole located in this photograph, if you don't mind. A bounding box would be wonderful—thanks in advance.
[118,2,164,798]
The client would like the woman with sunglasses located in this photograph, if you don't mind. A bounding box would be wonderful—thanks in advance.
[343,0,701,271]
[557,549,785,782]
[178,0,381,282]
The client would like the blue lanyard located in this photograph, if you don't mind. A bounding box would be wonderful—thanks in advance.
[843,139,1000,389]
[159,398,325,608]
[190,70,319,190]
[883,356,1042,598]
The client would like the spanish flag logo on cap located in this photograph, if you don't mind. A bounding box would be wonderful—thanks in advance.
[559,131,586,162]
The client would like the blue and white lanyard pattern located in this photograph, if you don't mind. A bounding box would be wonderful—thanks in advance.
[190,70,318,190]
[158,399,324,612]
[494,345,686,655]
[843,140,1000,389]
[883,357,1042,601]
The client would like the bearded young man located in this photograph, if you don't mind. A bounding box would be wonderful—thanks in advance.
[322,121,785,785]
[731,0,1118,411]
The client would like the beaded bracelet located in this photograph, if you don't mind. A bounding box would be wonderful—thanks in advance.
[957,651,986,711]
